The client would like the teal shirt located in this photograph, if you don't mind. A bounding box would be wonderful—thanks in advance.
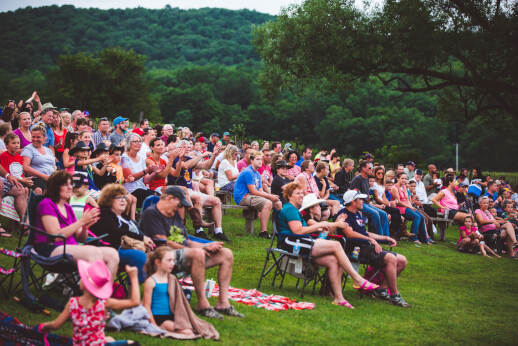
[277,202,309,239]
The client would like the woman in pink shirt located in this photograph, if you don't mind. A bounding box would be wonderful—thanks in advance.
[475,196,517,258]
[432,174,469,223]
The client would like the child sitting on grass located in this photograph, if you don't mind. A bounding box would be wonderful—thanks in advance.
[143,247,195,337]
[458,216,500,258]
[41,261,140,345]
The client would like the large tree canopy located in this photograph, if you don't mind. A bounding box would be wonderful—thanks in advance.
[252,0,518,119]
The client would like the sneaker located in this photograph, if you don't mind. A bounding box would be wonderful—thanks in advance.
[389,294,411,308]
[258,231,271,239]
[214,232,230,242]
[195,231,209,239]
[373,288,390,301]
[215,305,245,318]
[196,307,224,320]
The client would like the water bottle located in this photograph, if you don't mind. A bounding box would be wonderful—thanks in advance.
[319,231,328,239]
[293,239,300,256]
[352,246,360,261]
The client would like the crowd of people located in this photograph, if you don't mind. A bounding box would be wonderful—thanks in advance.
[1,94,518,343]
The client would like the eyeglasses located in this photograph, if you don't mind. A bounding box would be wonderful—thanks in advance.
[131,140,142,144]
[114,195,128,201]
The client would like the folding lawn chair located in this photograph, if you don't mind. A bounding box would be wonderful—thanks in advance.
[257,212,327,298]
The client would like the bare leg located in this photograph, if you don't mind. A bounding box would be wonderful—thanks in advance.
[50,245,119,280]
[184,248,210,310]
[10,186,28,220]
[312,239,376,287]
[160,320,194,335]
[314,255,346,303]
[383,253,399,295]
[500,222,517,257]
[201,178,214,196]
[258,200,272,233]
[204,196,222,228]
[125,194,137,220]
[206,248,233,309]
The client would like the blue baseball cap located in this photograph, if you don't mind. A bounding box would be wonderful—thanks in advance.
[113,116,128,126]
[223,131,230,136]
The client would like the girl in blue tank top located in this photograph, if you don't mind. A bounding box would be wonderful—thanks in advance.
[143,247,194,336]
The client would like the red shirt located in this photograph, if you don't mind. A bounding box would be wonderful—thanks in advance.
[147,157,167,191]
[53,128,67,153]
[0,151,24,178]
[132,128,144,136]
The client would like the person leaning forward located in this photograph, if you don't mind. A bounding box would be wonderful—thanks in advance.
[139,186,244,320]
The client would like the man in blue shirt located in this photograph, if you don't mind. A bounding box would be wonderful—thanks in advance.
[337,190,411,308]
[296,147,312,166]
[234,150,282,238]
[483,181,500,208]
[31,104,55,152]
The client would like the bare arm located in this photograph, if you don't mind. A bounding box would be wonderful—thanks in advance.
[142,278,157,324]
[40,301,70,332]
[287,220,331,235]
[431,190,446,208]
[22,156,49,180]
[247,183,279,202]
[106,266,140,310]
[62,150,74,168]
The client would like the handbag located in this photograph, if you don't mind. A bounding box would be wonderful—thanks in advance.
[120,235,147,252]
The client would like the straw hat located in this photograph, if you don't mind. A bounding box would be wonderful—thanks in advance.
[299,193,326,212]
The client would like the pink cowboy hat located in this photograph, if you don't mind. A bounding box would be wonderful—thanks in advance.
[77,259,113,299]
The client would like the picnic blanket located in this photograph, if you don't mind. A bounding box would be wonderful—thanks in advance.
[179,278,315,311]
[0,311,72,345]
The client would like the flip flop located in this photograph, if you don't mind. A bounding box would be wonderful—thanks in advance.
[0,228,12,238]
[353,280,379,292]
[332,300,354,309]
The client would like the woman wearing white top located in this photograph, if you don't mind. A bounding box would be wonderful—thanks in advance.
[217,145,239,193]
[121,133,158,207]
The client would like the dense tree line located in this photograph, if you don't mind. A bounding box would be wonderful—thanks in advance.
[0,5,516,170]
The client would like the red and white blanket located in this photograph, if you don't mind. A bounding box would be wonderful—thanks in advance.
[179,278,315,311]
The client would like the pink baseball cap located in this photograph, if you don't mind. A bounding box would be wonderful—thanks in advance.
[77,259,113,299]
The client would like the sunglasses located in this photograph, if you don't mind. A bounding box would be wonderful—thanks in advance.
[114,195,128,201]
[99,117,109,121]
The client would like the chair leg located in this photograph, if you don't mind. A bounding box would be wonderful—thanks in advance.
[257,251,273,290]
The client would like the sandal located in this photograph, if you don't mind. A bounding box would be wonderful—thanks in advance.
[353,280,379,292]
[215,305,244,318]
[0,227,12,238]
[332,300,354,309]
[195,307,223,320]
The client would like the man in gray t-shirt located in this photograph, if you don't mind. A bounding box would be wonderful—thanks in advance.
[423,164,440,196]
[139,186,243,319]
[109,116,128,146]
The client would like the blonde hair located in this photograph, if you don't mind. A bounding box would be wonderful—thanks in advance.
[144,247,175,275]
[223,144,238,162]
[97,184,127,208]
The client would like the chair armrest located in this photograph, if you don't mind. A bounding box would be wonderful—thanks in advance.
[85,233,109,245]
[21,223,68,256]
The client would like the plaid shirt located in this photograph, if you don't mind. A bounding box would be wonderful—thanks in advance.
[92,130,109,146]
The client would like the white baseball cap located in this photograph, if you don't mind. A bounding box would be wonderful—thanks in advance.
[343,190,367,204]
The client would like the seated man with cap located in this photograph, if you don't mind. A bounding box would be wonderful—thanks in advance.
[337,190,410,308]
[139,186,243,320]
[404,161,416,180]
[109,116,129,146]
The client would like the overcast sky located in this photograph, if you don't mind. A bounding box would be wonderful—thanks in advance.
[0,0,380,15]
[0,0,307,15]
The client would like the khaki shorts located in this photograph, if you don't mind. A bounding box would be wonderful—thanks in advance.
[239,194,268,211]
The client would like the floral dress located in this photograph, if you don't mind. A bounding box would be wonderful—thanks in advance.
[69,296,106,345]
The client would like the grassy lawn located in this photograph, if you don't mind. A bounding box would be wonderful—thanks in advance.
[1,210,517,345]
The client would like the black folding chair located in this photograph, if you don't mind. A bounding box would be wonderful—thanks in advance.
[257,212,327,298]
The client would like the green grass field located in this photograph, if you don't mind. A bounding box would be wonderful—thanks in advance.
[1,210,517,345]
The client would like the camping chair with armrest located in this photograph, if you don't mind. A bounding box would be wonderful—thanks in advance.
[257,211,327,298]
[17,192,106,311]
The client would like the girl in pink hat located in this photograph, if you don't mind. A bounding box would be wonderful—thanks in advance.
[41,261,140,345]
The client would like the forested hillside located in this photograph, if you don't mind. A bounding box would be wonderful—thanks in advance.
[0,5,270,73]
[0,5,516,171]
